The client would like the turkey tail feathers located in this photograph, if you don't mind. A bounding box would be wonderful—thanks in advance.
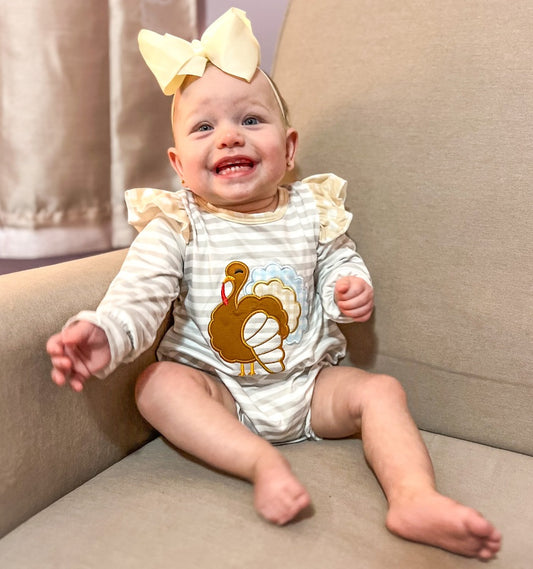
[252,280,301,333]
[243,312,286,373]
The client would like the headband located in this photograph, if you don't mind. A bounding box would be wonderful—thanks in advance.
[138,7,287,123]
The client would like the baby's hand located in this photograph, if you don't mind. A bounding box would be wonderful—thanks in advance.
[334,276,374,322]
[46,321,111,392]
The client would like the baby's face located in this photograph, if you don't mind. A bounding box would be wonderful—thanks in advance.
[168,65,297,213]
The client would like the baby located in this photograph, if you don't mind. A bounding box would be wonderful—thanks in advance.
[47,8,501,560]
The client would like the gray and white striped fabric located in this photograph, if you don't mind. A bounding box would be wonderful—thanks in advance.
[72,174,371,442]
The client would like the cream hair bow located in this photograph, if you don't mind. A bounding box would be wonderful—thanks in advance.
[138,7,260,96]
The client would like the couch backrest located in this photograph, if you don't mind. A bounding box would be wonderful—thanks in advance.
[273,0,532,454]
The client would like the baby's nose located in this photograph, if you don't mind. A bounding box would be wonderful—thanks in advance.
[217,125,244,148]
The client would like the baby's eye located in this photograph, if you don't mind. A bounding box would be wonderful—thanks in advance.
[197,123,213,132]
[242,116,260,126]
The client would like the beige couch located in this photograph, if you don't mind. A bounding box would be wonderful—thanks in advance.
[1,1,531,567]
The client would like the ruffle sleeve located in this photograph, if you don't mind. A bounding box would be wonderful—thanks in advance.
[125,188,190,242]
[302,173,353,243]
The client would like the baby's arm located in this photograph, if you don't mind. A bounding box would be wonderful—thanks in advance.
[334,276,374,322]
[316,233,373,323]
[47,321,111,392]
[47,216,186,390]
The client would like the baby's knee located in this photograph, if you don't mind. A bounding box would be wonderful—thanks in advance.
[135,362,166,409]
[135,361,189,410]
[135,361,220,408]
[364,373,407,404]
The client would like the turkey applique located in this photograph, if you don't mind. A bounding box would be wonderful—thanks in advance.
[208,261,301,376]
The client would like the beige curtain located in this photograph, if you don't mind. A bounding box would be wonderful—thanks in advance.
[0,0,196,258]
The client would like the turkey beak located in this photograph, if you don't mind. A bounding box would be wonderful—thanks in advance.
[221,276,235,306]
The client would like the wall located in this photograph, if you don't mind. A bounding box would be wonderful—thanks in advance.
[200,0,289,71]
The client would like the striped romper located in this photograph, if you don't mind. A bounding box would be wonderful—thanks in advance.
[73,173,372,444]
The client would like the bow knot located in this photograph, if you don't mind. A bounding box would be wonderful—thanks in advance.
[138,7,260,96]
[191,39,205,56]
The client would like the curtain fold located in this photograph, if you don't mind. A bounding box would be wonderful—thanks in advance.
[0,0,196,258]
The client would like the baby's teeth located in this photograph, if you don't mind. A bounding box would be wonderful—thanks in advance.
[220,164,249,174]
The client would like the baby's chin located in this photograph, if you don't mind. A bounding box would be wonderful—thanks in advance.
[217,192,280,214]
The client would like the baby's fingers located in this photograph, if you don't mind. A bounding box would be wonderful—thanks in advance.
[338,298,374,322]
[46,333,65,357]
[335,276,371,302]
[51,366,69,387]
[49,342,72,386]
[51,362,86,392]
[47,331,87,391]
[334,276,359,300]
[68,377,86,392]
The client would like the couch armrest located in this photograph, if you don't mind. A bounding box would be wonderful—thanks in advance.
[0,250,158,537]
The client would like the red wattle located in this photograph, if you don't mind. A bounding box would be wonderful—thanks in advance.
[221,282,228,305]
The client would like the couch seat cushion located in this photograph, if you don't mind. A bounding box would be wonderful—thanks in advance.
[0,434,530,568]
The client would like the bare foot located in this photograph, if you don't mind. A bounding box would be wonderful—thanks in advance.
[252,451,311,525]
[386,490,502,560]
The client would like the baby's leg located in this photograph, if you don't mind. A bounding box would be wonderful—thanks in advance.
[135,362,310,524]
[310,367,501,560]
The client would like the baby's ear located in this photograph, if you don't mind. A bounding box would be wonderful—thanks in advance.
[285,128,298,170]
[168,147,184,178]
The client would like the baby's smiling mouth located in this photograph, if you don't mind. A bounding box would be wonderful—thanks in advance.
[214,157,255,176]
